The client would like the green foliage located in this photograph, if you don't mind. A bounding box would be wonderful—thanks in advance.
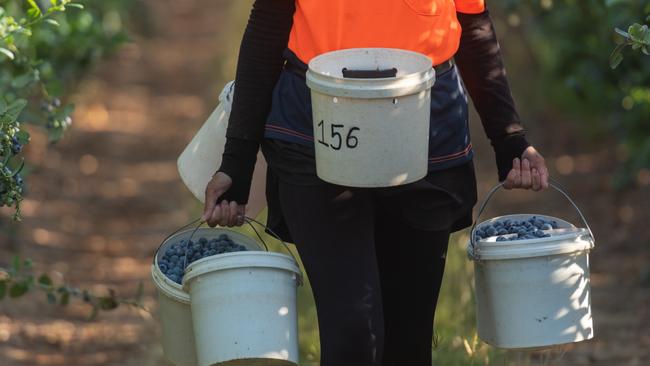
[0,0,130,219]
[0,254,146,319]
[611,23,650,68]
[503,1,650,187]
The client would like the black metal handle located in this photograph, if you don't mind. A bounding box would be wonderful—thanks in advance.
[469,178,595,261]
[342,67,397,78]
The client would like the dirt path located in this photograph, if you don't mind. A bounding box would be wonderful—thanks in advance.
[0,0,648,365]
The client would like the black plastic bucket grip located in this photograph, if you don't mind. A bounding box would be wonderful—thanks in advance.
[341,67,398,79]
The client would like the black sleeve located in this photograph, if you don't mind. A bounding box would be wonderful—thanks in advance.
[454,9,531,181]
[216,0,296,204]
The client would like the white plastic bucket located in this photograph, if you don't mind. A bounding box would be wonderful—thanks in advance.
[306,48,435,187]
[177,81,267,216]
[467,182,595,350]
[183,252,302,366]
[151,224,262,366]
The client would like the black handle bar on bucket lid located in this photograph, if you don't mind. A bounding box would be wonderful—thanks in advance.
[154,216,304,284]
[469,178,595,261]
[342,67,398,78]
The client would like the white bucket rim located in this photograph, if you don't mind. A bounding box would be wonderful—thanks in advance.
[152,226,264,302]
[151,264,190,304]
[182,251,302,290]
[306,48,435,99]
[468,213,595,261]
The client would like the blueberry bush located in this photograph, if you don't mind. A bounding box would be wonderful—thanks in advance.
[1,0,135,316]
[1,0,129,219]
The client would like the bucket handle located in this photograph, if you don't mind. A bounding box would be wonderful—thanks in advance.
[154,216,304,285]
[469,178,594,261]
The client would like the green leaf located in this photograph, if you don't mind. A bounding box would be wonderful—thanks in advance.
[643,46,650,56]
[6,99,28,119]
[59,291,70,305]
[44,19,60,27]
[47,292,56,304]
[38,274,53,287]
[9,282,28,298]
[609,49,622,68]
[615,28,630,39]
[0,48,14,61]
[88,305,99,320]
[0,281,6,300]
[0,99,7,114]
[11,255,21,273]
[45,80,64,97]
[62,103,74,116]
[67,3,84,9]
[11,73,34,89]
[135,281,144,304]
[15,130,30,144]
[629,23,645,41]
[26,0,43,20]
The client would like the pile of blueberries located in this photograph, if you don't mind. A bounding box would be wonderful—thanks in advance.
[475,216,560,242]
[157,234,248,284]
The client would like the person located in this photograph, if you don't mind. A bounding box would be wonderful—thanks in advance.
[201,1,549,365]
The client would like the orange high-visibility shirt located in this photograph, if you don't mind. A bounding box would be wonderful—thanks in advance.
[288,0,486,65]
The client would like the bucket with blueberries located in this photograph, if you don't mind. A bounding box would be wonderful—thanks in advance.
[467,180,595,350]
[151,219,264,366]
[152,217,303,366]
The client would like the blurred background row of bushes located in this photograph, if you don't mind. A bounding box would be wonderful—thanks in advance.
[501,0,649,186]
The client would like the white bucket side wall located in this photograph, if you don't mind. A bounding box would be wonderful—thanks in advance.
[178,102,229,203]
[311,89,430,187]
[157,290,198,366]
[189,267,299,366]
[475,251,594,349]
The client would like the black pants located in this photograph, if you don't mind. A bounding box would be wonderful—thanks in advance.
[278,180,453,366]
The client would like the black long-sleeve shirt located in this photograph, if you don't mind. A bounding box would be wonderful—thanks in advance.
[218,0,530,204]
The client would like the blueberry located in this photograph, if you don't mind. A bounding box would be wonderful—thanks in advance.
[159,263,168,272]
[550,221,558,229]
[541,223,553,231]
[502,219,511,227]
[517,229,527,236]
[208,249,217,256]
[238,245,246,251]
[496,236,508,242]
[170,255,179,262]
[534,230,546,238]
[486,227,498,237]
[497,228,508,235]
[168,274,179,283]
[218,234,228,241]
